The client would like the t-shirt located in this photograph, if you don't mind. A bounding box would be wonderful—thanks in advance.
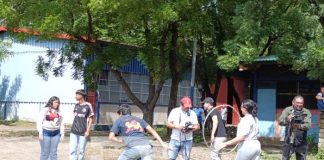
[71,102,94,136]
[193,107,204,123]
[209,109,227,137]
[37,108,64,135]
[168,107,198,141]
[317,92,324,101]
[110,115,150,147]
[237,114,259,141]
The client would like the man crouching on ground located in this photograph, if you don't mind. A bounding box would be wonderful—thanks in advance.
[109,104,168,160]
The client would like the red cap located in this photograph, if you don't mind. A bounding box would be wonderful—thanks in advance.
[180,96,192,105]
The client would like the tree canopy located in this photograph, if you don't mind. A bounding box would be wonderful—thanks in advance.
[0,0,324,124]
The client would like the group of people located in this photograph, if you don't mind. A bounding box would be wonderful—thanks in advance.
[37,86,319,160]
[109,96,261,160]
[37,89,94,160]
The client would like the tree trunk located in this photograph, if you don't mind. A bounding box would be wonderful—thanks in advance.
[142,104,154,126]
[226,76,233,124]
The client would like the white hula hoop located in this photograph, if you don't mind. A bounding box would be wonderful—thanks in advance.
[202,104,241,155]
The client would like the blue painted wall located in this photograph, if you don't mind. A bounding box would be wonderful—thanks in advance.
[257,81,276,137]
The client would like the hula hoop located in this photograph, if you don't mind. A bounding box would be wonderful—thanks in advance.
[202,104,241,155]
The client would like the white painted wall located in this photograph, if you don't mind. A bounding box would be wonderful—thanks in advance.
[1,40,83,123]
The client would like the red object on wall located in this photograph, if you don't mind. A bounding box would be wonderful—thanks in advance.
[87,91,96,122]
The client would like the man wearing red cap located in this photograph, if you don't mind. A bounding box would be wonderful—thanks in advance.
[167,96,200,160]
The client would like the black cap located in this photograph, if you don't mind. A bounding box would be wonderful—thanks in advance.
[201,97,214,104]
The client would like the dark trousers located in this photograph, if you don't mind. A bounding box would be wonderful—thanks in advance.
[282,143,307,160]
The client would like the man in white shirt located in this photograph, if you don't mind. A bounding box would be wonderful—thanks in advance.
[166,96,200,160]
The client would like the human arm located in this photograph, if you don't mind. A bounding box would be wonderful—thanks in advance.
[299,110,311,131]
[279,107,292,126]
[85,116,93,137]
[166,109,183,130]
[191,112,200,131]
[37,109,45,141]
[219,135,246,149]
[59,116,65,142]
[210,115,218,143]
[85,103,94,137]
[316,93,324,100]
[146,125,168,149]
[108,132,123,143]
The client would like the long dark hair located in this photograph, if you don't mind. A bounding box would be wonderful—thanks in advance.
[45,96,60,110]
[241,99,257,117]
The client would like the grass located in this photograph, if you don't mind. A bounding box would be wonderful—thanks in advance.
[0,120,35,126]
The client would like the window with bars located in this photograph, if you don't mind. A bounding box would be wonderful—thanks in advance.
[276,80,320,109]
[97,70,201,105]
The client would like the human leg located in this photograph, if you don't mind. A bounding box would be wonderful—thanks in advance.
[40,135,51,160]
[49,133,61,160]
[295,144,307,160]
[211,137,226,160]
[78,135,87,160]
[69,133,79,160]
[282,143,294,160]
[118,147,141,160]
[179,140,192,160]
[168,139,181,160]
[235,140,261,160]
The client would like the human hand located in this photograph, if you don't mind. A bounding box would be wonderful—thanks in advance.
[287,114,294,122]
[174,124,183,130]
[84,131,90,137]
[60,135,64,142]
[292,124,300,130]
[38,134,43,141]
[211,137,215,143]
[218,142,227,149]
[162,142,169,150]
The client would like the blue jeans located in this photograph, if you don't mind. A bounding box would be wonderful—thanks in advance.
[40,129,61,160]
[168,139,193,160]
[69,133,87,160]
[118,145,153,160]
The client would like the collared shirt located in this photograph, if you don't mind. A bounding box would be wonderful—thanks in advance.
[279,106,311,130]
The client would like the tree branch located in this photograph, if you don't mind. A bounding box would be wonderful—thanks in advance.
[111,69,144,106]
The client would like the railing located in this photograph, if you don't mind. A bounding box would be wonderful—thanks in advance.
[0,101,76,123]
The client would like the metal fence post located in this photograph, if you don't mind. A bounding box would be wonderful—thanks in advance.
[4,102,7,120]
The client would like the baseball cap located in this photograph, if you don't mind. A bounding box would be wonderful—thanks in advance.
[201,97,214,104]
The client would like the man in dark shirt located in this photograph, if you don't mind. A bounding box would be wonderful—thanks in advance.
[69,89,94,160]
[201,97,227,160]
[109,104,168,160]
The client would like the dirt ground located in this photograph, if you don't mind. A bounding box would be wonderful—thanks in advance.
[0,122,237,160]
[0,136,237,160]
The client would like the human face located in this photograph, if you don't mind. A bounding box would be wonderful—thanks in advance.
[321,87,324,94]
[203,103,211,111]
[75,94,84,101]
[52,100,60,109]
[182,102,192,112]
[292,97,304,110]
[240,105,248,116]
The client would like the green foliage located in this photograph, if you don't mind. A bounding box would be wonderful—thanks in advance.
[154,126,168,141]
[312,147,324,159]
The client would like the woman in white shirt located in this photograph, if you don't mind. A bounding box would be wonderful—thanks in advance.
[37,96,64,160]
[219,99,261,160]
